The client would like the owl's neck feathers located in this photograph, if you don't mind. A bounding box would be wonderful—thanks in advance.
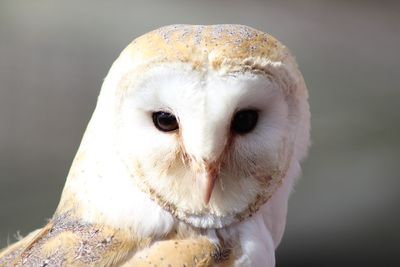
[56,114,175,240]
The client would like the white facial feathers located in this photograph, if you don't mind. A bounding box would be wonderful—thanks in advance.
[108,63,295,227]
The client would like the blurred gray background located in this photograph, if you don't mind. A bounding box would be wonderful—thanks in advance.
[0,0,399,266]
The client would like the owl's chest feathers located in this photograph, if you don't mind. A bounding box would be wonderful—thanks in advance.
[55,153,273,265]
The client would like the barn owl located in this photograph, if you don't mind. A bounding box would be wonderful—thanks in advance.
[0,24,310,266]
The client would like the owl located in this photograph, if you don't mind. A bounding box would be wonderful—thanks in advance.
[0,24,310,267]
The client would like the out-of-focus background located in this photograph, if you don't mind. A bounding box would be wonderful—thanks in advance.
[0,0,399,266]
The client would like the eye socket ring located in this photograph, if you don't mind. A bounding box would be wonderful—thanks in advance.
[152,111,179,132]
[231,109,259,134]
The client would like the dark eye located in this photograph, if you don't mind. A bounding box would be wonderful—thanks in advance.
[231,109,259,134]
[152,111,179,132]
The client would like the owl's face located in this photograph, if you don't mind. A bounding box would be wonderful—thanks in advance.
[80,25,309,228]
[111,64,298,228]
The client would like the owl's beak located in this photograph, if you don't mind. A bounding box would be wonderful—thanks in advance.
[204,175,216,205]
[203,162,220,205]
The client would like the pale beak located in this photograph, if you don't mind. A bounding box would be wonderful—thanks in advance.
[203,163,220,205]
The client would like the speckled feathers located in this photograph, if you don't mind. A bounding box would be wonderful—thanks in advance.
[124,25,287,69]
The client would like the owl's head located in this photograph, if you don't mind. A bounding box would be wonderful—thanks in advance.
[66,25,309,229]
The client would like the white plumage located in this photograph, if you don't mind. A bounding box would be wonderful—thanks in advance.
[0,24,310,267]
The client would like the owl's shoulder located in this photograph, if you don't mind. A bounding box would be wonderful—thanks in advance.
[0,213,140,266]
